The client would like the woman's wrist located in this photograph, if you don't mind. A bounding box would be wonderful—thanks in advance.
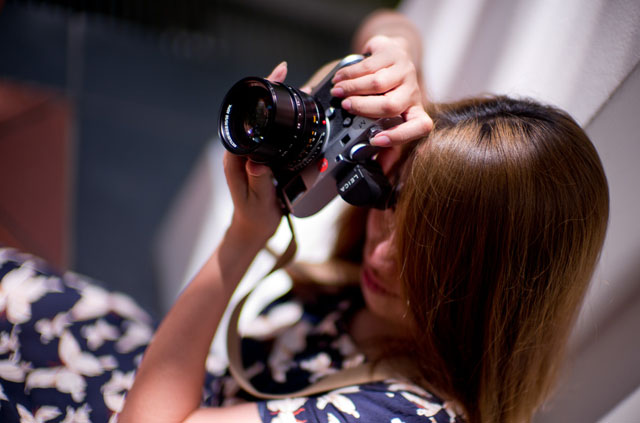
[226,216,274,253]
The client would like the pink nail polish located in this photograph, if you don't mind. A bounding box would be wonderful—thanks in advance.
[332,74,344,83]
[342,99,352,111]
[330,87,345,97]
[371,135,391,147]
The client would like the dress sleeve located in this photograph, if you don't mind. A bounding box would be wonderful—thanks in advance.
[256,381,461,423]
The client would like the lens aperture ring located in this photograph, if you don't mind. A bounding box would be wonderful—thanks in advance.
[287,128,325,171]
[286,99,326,172]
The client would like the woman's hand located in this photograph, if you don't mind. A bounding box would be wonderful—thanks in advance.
[224,62,288,243]
[329,35,432,147]
[120,66,290,421]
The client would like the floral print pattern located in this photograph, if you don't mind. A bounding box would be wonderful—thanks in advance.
[1,248,464,422]
[234,289,465,422]
[0,248,154,422]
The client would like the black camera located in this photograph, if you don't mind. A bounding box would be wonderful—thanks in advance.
[218,54,402,217]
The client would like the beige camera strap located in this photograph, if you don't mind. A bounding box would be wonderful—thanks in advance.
[226,289,398,399]
[226,215,398,399]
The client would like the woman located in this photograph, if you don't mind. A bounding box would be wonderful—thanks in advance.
[118,10,609,422]
[0,11,608,423]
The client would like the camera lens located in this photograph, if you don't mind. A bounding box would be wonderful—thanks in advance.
[219,77,326,171]
[244,97,270,140]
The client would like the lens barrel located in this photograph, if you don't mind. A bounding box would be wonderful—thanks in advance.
[219,77,326,172]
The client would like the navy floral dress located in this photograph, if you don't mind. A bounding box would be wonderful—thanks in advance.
[0,248,464,422]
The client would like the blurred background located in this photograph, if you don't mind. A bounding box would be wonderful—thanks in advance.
[0,0,398,316]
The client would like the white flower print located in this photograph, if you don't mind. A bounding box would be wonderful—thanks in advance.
[0,264,62,324]
[265,397,308,423]
[330,334,357,357]
[205,350,229,377]
[388,380,457,420]
[0,353,31,382]
[26,330,117,402]
[115,321,153,354]
[0,248,40,267]
[16,404,62,423]
[316,386,361,418]
[70,284,151,324]
[26,367,87,403]
[81,319,120,350]
[311,311,340,336]
[59,330,115,376]
[35,312,71,344]
[342,353,365,370]
[268,321,311,383]
[0,381,8,401]
[327,413,341,423]
[243,302,303,339]
[388,381,431,398]
[401,391,444,418]
[0,327,20,354]
[300,352,337,383]
[60,404,92,423]
[391,419,407,423]
[133,353,144,367]
[101,370,135,413]
[443,400,465,420]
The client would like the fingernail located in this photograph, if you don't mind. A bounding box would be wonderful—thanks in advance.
[330,87,345,97]
[371,135,391,147]
[332,73,344,83]
[341,99,352,111]
[278,60,287,69]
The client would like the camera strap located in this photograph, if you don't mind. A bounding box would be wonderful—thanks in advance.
[226,214,399,399]
[263,213,298,277]
[226,284,398,400]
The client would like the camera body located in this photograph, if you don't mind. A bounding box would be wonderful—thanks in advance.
[219,54,401,217]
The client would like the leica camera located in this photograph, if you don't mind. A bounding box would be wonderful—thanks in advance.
[218,54,401,217]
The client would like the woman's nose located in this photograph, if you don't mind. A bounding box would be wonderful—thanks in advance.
[369,232,395,267]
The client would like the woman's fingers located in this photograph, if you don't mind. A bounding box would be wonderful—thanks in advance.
[223,152,249,199]
[341,82,416,117]
[245,160,274,198]
[371,106,433,147]
[224,152,276,203]
[331,66,404,97]
[331,53,393,84]
[224,152,281,238]
[266,61,288,83]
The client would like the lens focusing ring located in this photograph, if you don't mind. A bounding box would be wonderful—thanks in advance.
[285,94,326,172]
[219,77,326,171]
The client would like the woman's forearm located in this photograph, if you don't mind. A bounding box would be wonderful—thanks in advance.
[118,224,267,423]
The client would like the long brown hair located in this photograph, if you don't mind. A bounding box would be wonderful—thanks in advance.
[331,96,609,422]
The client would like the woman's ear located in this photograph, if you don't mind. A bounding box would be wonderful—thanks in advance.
[376,146,403,175]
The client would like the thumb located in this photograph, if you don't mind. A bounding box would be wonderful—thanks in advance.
[266,61,287,83]
[246,160,275,196]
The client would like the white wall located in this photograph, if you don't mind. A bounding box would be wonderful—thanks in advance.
[535,58,640,423]
[400,0,640,420]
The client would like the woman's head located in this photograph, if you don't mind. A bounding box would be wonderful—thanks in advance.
[333,96,609,422]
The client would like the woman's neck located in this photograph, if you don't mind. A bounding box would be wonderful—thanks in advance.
[348,307,409,355]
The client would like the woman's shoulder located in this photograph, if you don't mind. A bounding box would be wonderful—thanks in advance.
[258,379,465,423]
